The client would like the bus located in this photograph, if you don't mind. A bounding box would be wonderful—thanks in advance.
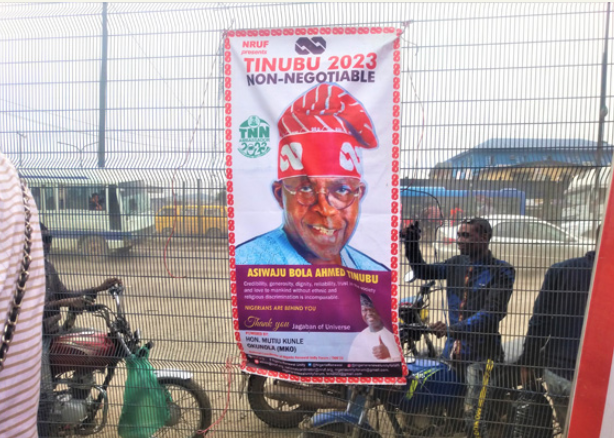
[21,169,155,255]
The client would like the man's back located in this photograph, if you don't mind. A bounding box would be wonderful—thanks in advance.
[521,251,595,380]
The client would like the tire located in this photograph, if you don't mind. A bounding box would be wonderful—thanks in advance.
[156,377,212,438]
[113,246,131,257]
[401,404,461,437]
[298,422,381,438]
[247,375,317,429]
[78,236,108,256]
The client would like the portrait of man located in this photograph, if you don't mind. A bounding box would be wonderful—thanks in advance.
[235,83,388,271]
[348,294,401,362]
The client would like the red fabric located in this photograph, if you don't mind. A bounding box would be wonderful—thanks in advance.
[277,84,378,179]
[567,182,614,438]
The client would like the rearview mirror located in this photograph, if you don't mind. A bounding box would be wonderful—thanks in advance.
[404,270,415,283]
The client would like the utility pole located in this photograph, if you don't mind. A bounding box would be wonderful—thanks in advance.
[16,132,26,167]
[98,2,108,168]
[593,2,611,235]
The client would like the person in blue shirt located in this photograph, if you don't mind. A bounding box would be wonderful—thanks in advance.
[401,218,515,438]
[518,229,597,426]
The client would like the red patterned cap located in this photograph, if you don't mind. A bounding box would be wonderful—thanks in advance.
[277,84,378,180]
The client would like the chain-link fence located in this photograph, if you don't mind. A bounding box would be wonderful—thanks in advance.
[1,2,613,437]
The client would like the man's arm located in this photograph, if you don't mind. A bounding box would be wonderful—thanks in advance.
[401,224,447,280]
[448,264,515,336]
[46,296,90,310]
[46,260,119,301]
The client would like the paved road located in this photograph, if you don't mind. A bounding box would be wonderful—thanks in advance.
[48,237,553,437]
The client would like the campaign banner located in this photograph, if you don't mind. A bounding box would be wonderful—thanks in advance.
[224,26,406,384]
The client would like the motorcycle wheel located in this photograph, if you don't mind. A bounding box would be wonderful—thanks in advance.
[298,422,381,438]
[247,375,317,429]
[401,404,462,437]
[156,377,212,437]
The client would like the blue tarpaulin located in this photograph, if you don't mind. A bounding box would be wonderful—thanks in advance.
[434,139,613,176]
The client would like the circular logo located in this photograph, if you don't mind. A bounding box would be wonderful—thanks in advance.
[238,115,271,158]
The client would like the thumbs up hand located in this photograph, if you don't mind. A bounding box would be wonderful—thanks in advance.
[372,335,391,360]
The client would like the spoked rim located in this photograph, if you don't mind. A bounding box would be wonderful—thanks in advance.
[155,383,207,437]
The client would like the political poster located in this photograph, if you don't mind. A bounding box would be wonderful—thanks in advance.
[224,26,406,384]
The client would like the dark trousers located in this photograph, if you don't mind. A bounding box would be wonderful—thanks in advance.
[38,336,54,437]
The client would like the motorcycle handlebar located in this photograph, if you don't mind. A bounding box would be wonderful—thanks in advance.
[419,280,436,296]
[108,284,124,296]
[399,322,432,335]
[84,303,107,312]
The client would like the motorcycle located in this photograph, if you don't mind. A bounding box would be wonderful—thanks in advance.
[297,356,555,438]
[45,284,212,437]
[245,277,556,437]
[245,374,349,429]
[296,281,556,438]
[243,279,441,430]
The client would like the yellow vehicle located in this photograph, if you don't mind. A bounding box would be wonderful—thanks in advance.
[155,205,227,238]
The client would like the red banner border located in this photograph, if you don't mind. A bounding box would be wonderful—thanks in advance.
[225,26,407,385]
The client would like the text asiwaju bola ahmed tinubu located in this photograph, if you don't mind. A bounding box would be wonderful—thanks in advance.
[236,265,392,339]
[243,267,380,302]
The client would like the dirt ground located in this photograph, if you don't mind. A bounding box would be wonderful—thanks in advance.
[50,237,551,438]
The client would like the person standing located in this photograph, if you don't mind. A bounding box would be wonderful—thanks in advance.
[401,218,515,438]
[518,239,597,426]
[38,223,120,436]
[0,152,46,438]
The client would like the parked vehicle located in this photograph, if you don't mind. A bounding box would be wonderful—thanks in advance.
[246,375,348,429]
[434,215,594,272]
[46,284,211,437]
[155,204,227,238]
[22,169,155,255]
[561,166,610,240]
[398,281,438,359]
[401,187,527,228]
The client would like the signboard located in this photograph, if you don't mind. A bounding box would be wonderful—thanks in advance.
[224,26,406,384]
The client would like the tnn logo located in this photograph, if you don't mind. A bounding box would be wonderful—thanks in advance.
[239,125,270,140]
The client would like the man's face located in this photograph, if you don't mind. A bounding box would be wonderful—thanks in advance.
[361,304,383,332]
[456,223,489,257]
[273,176,365,264]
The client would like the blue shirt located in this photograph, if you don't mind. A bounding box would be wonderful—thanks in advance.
[406,242,515,363]
[236,228,389,271]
